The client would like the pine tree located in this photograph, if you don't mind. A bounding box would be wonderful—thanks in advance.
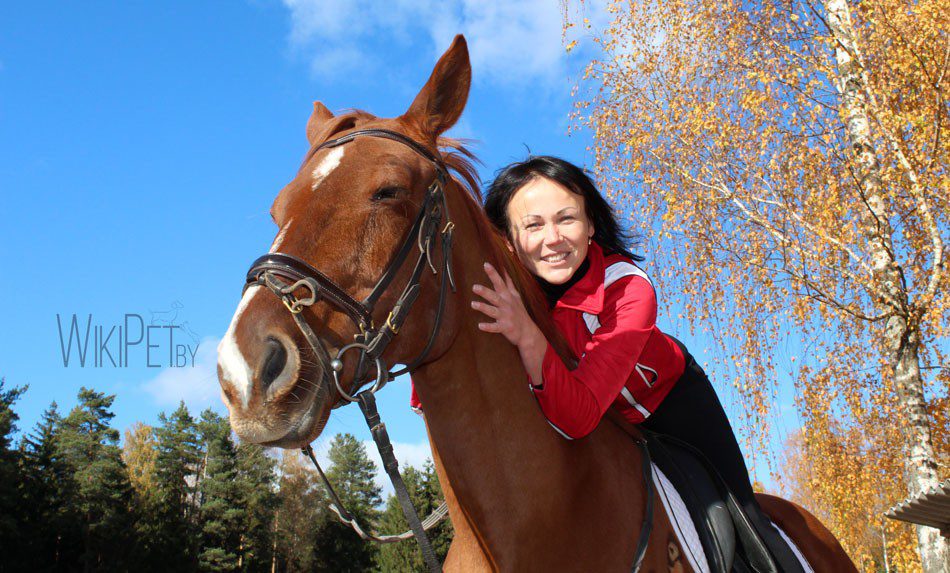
[376,460,453,572]
[17,402,69,569]
[312,433,381,572]
[149,401,202,570]
[0,379,27,571]
[55,387,136,571]
[235,439,277,572]
[196,410,243,572]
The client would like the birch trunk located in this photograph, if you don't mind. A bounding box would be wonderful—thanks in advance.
[825,0,948,569]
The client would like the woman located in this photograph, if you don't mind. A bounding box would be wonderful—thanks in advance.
[468,156,804,573]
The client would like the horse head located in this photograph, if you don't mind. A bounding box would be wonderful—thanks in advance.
[217,36,473,447]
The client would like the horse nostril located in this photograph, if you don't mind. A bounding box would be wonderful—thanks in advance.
[261,337,288,388]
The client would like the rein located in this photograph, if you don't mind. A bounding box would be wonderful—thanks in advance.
[244,129,454,573]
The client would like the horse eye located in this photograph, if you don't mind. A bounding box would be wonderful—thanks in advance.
[371,186,405,202]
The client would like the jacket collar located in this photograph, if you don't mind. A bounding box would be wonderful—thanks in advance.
[554,241,605,314]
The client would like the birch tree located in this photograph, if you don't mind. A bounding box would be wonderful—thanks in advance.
[123,422,158,498]
[569,0,948,569]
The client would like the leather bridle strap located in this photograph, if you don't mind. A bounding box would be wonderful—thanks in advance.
[360,391,442,572]
[304,127,447,172]
[245,253,372,326]
[244,172,445,329]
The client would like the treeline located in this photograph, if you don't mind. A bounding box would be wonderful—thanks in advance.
[0,379,452,572]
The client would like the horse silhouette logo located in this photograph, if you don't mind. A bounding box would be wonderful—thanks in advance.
[149,300,185,327]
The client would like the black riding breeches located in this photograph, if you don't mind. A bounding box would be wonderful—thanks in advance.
[641,344,806,573]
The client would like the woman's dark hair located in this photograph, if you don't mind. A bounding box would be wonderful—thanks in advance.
[484,155,643,262]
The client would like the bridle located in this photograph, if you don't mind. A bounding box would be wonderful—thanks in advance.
[245,128,457,403]
[243,129,455,572]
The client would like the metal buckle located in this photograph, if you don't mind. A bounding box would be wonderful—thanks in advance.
[385,311,400,334]
[283,297,304,314]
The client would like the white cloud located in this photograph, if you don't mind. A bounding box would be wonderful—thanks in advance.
[281,0,610,88]
[428,1,567,85]
[308,44,369,78]
[142,335,224,412]
[363,439,434,475]
[308,437,434,500]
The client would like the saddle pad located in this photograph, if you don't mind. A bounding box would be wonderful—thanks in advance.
[652,463,814,573]
[652,463,711,573]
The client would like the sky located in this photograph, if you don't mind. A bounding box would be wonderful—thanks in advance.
[0,1,801,491]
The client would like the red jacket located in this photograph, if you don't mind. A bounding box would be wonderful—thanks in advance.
[410,242,685,439]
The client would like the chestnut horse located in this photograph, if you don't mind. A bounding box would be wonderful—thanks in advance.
[217,35,856,572]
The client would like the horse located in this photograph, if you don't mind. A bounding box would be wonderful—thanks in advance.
[216,35,857,572]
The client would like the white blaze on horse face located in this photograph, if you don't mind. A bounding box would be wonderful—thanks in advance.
[311,146,345,191]
[269,218,294,253]
[217,285,260,408]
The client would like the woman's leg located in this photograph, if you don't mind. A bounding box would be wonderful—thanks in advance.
[642,350,805,573]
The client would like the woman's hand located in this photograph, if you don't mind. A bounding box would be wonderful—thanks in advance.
[471,262,548,384]
[471,262,536,346]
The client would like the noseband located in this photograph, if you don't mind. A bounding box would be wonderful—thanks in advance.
[242,129,455,572]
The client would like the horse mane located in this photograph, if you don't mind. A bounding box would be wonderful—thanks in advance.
[437,137,578,368]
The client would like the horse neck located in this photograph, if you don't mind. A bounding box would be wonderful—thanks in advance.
[409,232,574,552]
[411,322,559,532]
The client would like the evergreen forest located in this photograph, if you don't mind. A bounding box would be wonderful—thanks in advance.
[0,379,452,572]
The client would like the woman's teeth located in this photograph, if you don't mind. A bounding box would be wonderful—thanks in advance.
[542,253,569,263]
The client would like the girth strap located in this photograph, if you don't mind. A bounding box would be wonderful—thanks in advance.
[631,437,655,572]
[606,409,656,572]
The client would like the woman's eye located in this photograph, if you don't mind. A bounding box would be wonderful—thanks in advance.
[372,187,405,202]
[525,222,542,230]
[560,216,575,223]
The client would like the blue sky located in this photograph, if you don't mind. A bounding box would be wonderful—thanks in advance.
[1,1,801,488]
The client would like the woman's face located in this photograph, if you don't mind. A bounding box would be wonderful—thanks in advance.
[506,177,595,285]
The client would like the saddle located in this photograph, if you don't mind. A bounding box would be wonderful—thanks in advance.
[648,432,780,573]
[606,411,779,573]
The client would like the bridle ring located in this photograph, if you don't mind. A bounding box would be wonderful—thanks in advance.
[330,342,388,403]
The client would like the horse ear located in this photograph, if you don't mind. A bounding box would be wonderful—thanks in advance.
[403,35,471,138]
[307,101,335,144]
